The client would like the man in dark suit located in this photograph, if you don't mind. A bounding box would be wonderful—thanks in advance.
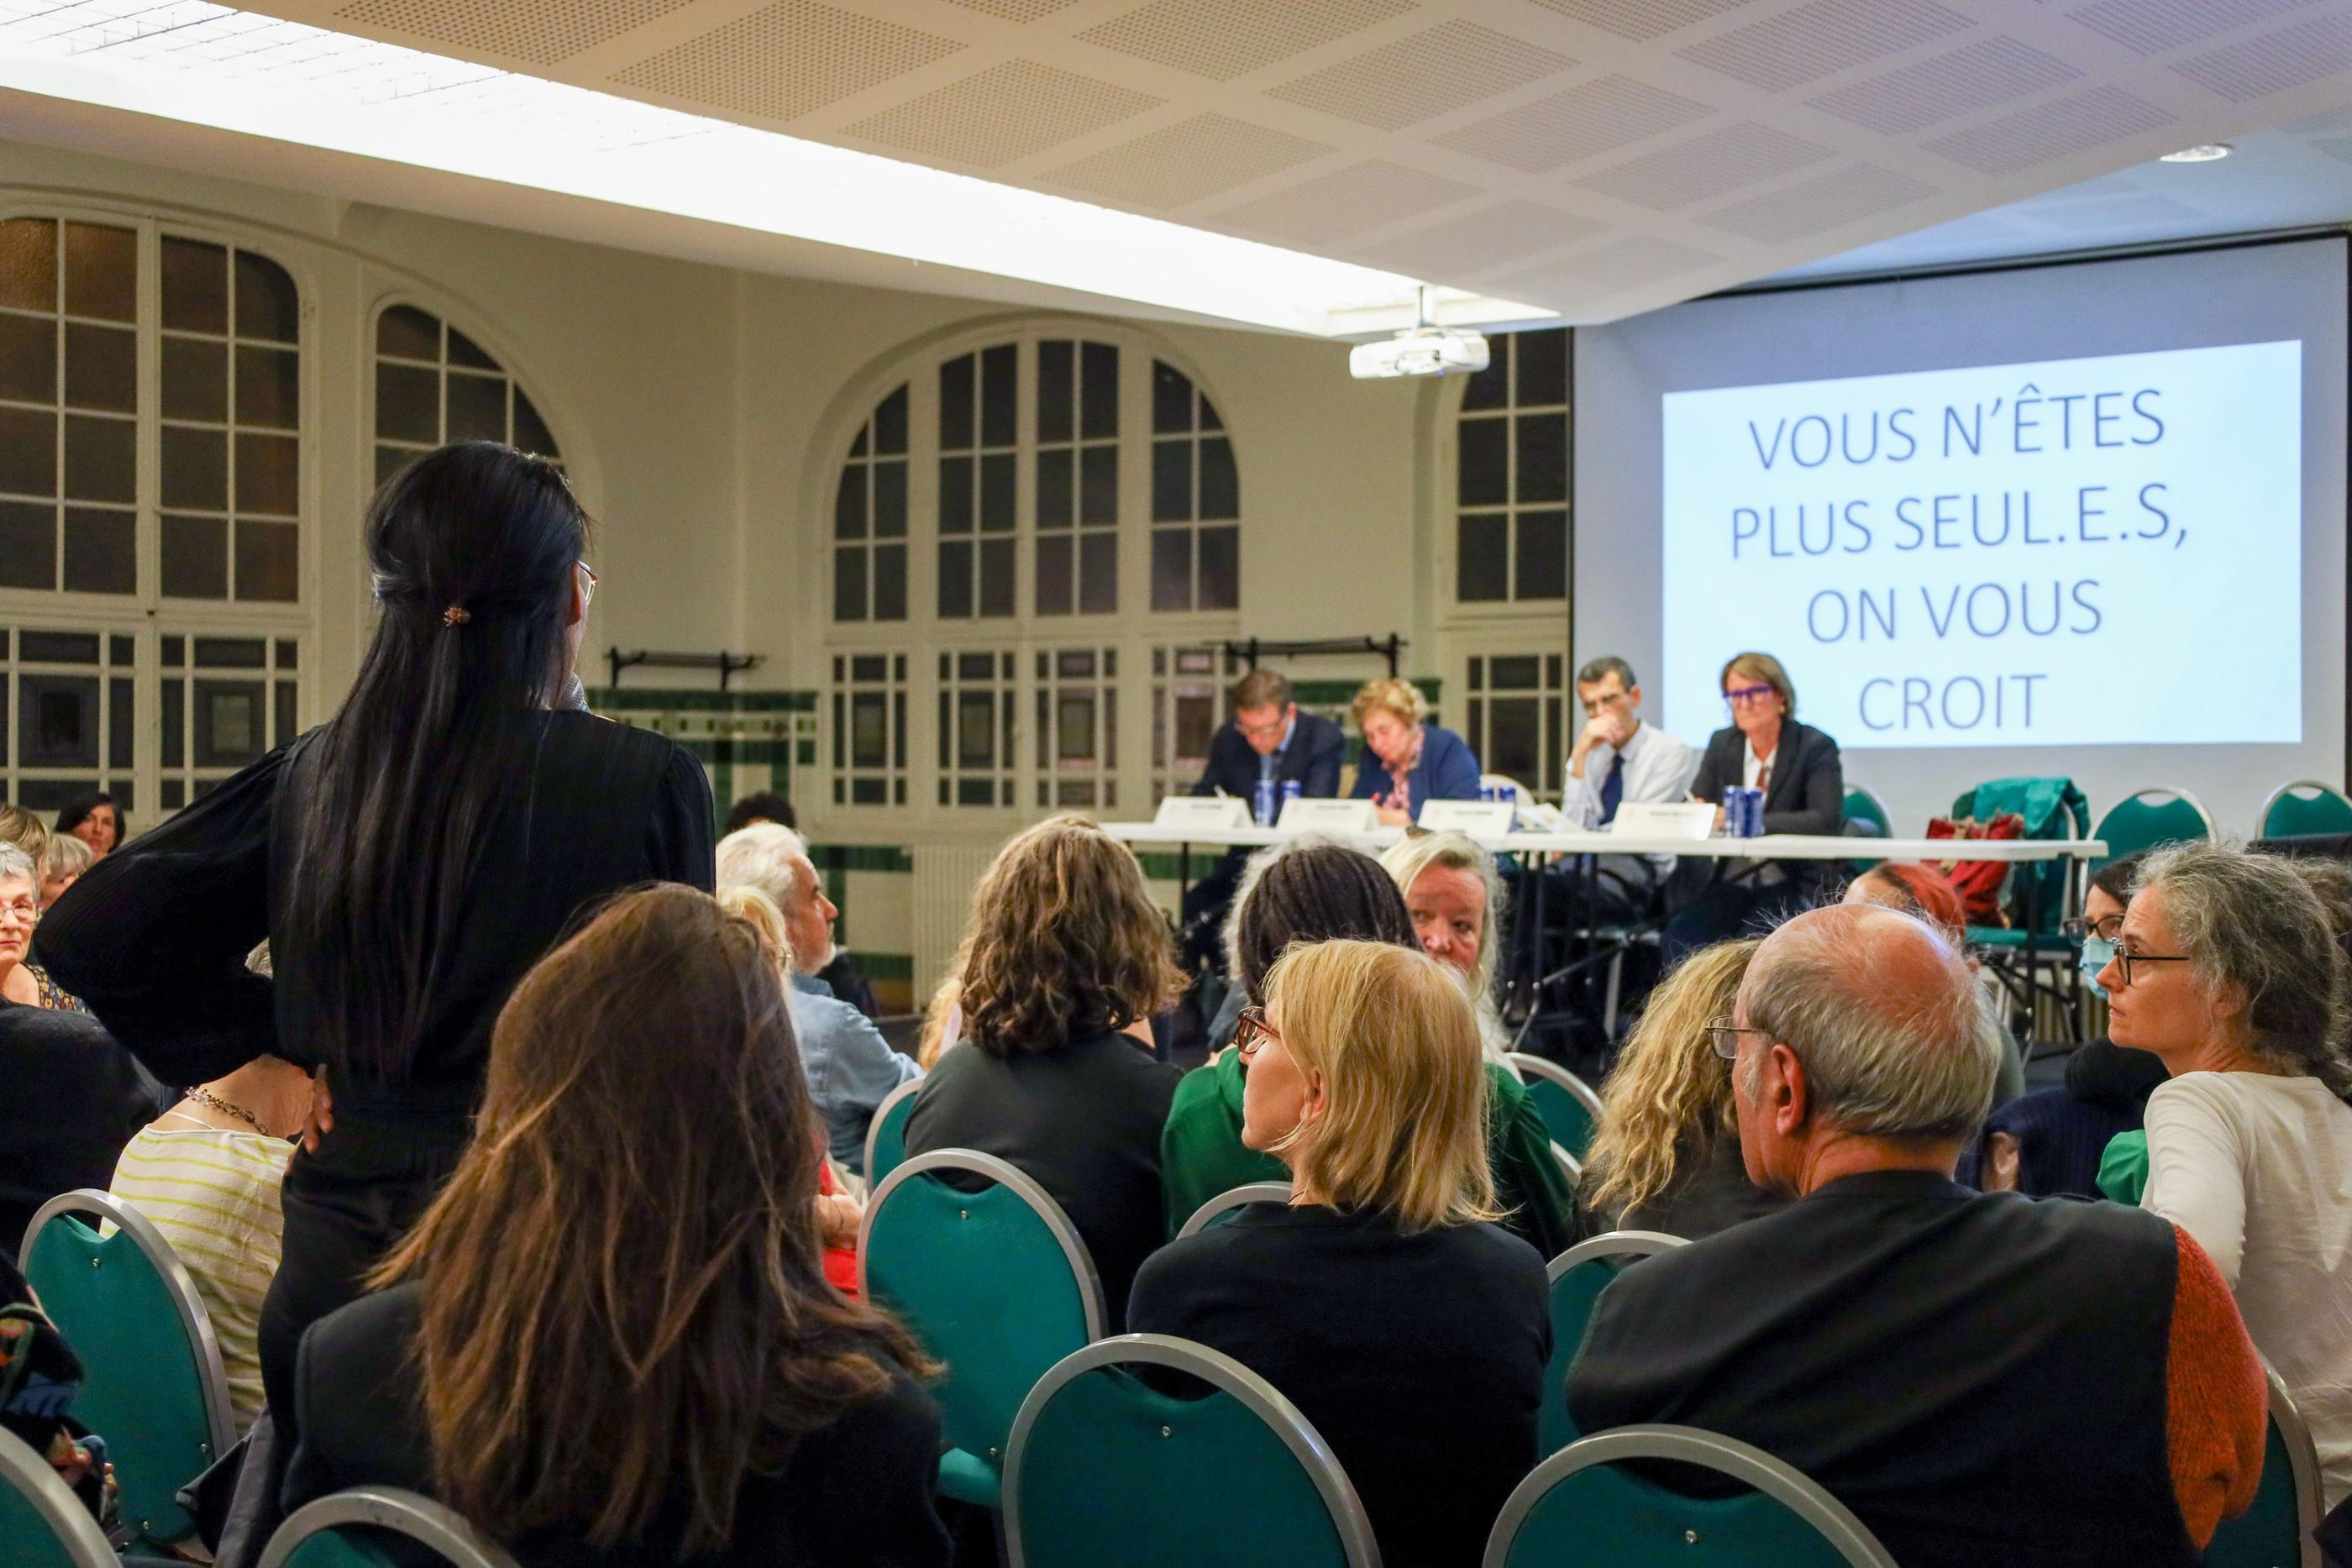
[1568,904,2267,1568]
[1665,650,1844,957]
[1179,669,1344,968]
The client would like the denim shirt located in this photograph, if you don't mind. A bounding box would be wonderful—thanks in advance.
[788,973,921,1172]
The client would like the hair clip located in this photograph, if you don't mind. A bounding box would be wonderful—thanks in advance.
[442,605,472,627]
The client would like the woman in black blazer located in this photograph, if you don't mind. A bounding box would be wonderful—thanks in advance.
[1666,650,1844,957]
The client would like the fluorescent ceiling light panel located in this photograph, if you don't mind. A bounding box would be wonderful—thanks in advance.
[0,1,1551,336]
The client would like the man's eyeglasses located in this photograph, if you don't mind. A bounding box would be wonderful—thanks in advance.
[1707,1015,1766,1060]
[1724,684,1777,709]
[2062,915,2125,942]
[1236,712,1288,741]
[1578,690,1632,718]
[576,559,598,611]
[2106,946,2192,988]
[1233,1006,1280,1064]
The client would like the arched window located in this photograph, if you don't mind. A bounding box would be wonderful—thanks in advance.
[1034,339,1118,617]
[834,385,907,622]
[935,343,1017,620]
[1455,326,1567,604]
[1148,361,1236,612]
[372,303,561,487]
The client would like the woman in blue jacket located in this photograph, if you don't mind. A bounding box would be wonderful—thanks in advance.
[1349,677,1482,826]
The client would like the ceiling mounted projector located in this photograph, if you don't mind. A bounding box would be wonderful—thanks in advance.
[1350,327,1491,380]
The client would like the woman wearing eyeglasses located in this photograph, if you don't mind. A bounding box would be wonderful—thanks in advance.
[1665,651,1844,958]
[2102,842,2352,1508]
[36,442,715,1440]
[1131,938,1550,1568]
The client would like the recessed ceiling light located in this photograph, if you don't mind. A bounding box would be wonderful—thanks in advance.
[2159,144,2233,163]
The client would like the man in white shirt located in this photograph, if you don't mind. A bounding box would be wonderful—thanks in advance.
[1560,656,1698,906]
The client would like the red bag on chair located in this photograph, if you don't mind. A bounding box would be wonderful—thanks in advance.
[1924,811,2024,928]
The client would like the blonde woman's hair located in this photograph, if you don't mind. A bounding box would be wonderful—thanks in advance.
[39,831,92,882]
[1350,677,1429,730]
[1262,939,1498,1232]
[1719,650,1796,719]
[1379,831,1511,1062]
[916,954,965,1072]
[0,804,48,861]
[1583,939,1760,1221]
[715,884,791,968]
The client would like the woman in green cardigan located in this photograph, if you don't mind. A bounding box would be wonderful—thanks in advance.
[1161,840,1575,1257]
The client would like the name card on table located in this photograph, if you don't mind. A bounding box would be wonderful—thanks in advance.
[1610,801,1717,841]
[1153,794,1253,831]
[1278,797,1379,835]
[1418,799,1515,837]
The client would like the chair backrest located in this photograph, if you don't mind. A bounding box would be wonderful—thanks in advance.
[1487,1424,1897,1568]
[0,1426,117,1568]
[1509,1054,1604,1163]
[2259,780,2352,842]
[1541,1230,1686,1455]
[864,1077,924,1185]
[858,1149,1105,1476]
[259,1487,524,1568]
[2092,787,2216,863]
[1842,785,1890,836]
[2205,1365,2324,1568]
[1004,1334,1379,1568]
[18,1188,236,1547]
[1551,1141,1583,1184]
[1175,1183,1293,1240]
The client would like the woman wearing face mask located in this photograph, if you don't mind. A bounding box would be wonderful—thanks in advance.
[1961,852,2168,1196]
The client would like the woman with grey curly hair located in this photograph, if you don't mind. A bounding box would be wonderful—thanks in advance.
[2100,839,2352,1506]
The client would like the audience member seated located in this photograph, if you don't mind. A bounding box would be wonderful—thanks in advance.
[109,1025,309,1431]
[2,833,81,1013]
[1572,902,2266,1568]
[722,789,796,835]
[902,815,1184,1330]
[718,823,919,1175]
[1132,939,1549,1568]
[1667,651,1843,958]
[0,801,45,857]
[1578,938,1782,1241]
[282,885,948,1566]
[1178,669,1345,968]
[1348,678,1481,827]
[1162,841,1573,1258]
[38,831,89,912]
[1,1251,117,1528]
[1559,654,1699,918]
[1966,852,2166,1195]
[52,791,123,863]
[2106,842,2352,1507]
[1380,831,1515,1063]
[0,844,168,1245]
[1841,862,2023,1106]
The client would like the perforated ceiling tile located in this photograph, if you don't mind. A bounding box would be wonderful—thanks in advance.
[938,0,1082,18]
[1922,85,2174,174]
[1263,18,1571,130]
[1809,37,2081,136]
[2067,0,2324,56]
[1695,161,1935,242]
[1076,0,1419,82]
[1520,0,1761,42]
[610,1,963,122]
[1042,112,1333,207]
[1430,73,1712,171]
[1488,234,1723,304]
[2171,13,2352,102]
[1677,0,1975,93]
[1572,121,1833,208]
[1206,159,1478,244]
[843,59,1163,167]
[1357,199,1604,281]
[335,0,693,65]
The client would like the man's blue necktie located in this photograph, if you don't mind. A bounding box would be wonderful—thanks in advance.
[1598,752,1625,826]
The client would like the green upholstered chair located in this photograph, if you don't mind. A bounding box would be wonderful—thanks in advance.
[1540,1230,1686,1456]
[1509,1054,1604,1166]
[1843,784,1893,876]
[2259,781,2352,842]
[258,1487,522,1568]
[863,1077,923,1186]
[858,1149,1104,1510]
[1003,1335,1378,1568]
[2206,1365,2324,1568]
[1487,1424,1898,1568]
[2092,788,2215,867]
[18,1189,236,1552]
[1174,1183,1292,1240]
[0,1426,117,1568]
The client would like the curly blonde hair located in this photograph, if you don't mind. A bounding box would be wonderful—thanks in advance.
[1350,676,1430,731]
[1582,939,1760,1221]
[958,815,1183,1057]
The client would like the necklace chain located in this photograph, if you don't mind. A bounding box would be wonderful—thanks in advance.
[183,1085,270,1136]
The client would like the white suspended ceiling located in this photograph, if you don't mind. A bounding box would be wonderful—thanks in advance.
[6,0,2352,333]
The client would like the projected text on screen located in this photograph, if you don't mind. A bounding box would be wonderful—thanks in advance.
[1660,342,2303,751]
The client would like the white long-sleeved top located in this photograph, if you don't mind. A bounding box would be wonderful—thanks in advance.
[1560,721,1700,830]
[2142,1069,2352,1506]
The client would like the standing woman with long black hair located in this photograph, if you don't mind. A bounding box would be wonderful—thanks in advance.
[37,441,715,1419]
